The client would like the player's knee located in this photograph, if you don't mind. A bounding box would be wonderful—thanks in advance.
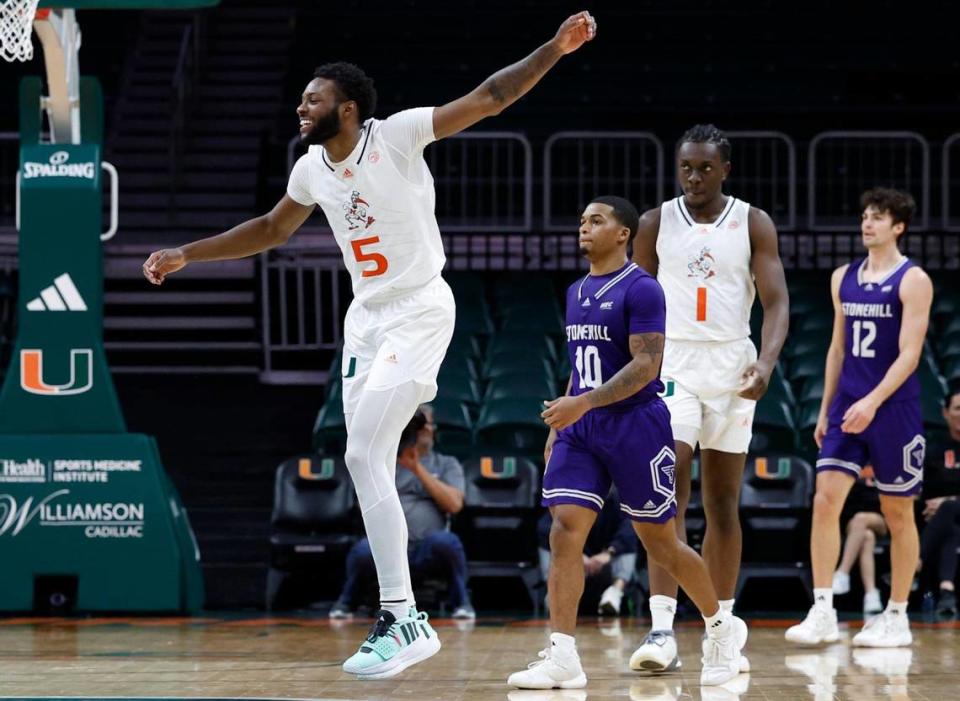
[813,489,845,520]
[549,514,589,553]
[862,528,876,547]
[634,522,680,565]
[848,511,870,533]
[881,502,913,533]
[703,493,740,530]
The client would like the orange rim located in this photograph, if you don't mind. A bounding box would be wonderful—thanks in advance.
[35,8,52,20]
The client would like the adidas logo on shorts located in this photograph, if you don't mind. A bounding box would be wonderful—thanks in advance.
[644,500,656,509]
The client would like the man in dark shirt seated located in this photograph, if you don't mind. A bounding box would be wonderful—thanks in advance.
[330,406,475,619]
[918,386,960,616]
[538,487,638,615]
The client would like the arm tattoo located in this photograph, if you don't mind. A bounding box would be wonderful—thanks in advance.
[484,43,562,105]
[585,332,664,409]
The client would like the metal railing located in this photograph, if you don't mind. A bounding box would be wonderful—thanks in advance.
[286,131,533,232]
[544,131,664,231]
[169,12,205,211]
[943,133,960,232]
[725,131,797,230]
[260,253,342,384]
[808,131,930,231]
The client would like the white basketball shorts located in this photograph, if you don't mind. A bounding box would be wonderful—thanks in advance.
[660,337,758,454]
[341,275,456,414]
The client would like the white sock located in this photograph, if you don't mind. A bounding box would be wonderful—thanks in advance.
[381,601,409,620]
[649,594,677,631]
[344,382,421,606]
[703,607,729,637]
[550,632,577,658]
[719,598,735,614]
[887,600,907,616]
[814,588,834,610]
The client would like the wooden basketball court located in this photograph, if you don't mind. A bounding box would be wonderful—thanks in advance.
[0,614,957,700]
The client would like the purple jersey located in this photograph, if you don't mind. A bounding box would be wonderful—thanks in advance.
[565,262,666,407]
[837,257,919,402]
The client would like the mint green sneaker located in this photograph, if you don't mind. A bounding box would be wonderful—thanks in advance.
[342,607,441,679]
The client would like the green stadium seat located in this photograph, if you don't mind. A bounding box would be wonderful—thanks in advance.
[446,272,486,300]
[784,335,830,360]
[434,373,481,406]
[750,395,797,452]
[787,352,823,384]
[491,273,556,306]
[941,316,960,339]
[455,303,495,336]
[484,373,556,402]
[794,314,833,336]
[486,333,557,364]
[944,357,960,383]
[475,397,549,459]
[484,346,556,381]
[312,396,347,454]
[447,332,482,362]
[556,353,571,383]
[933,294,960,333]
[499,307,564,335]
[431,398,475,458]
[438,353,479,380]
[938,333,960,362]
[764,365,796,407]
[798,376,824,403]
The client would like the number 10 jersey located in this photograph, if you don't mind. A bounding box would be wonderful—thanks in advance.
[564,262,666,408]
[838,257,919,402]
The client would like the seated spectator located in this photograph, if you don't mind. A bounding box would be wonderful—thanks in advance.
[917,387,960,616]
[330,406,475,620]
[832,467,885,614]
[538,487,638,616]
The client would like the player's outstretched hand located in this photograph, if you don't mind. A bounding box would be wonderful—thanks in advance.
[542,394,590,431]
[840,396,877,434]
[143,247,187,285]
[737,363,769,400]
[551,10,597,55]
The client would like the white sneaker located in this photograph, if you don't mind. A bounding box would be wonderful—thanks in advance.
[852,610,912,647]
[507,648,587,689]
[599,584,624,615]
[785,605,840,645]
[832,571,851,595]
[863,589,883,614]
[700,615,748,686]
[630,629,682,672]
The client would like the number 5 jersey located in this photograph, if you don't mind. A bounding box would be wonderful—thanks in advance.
[286,107,446,305]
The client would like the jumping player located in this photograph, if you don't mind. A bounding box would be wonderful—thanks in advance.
[507,196,747,690]
[142,10,597,678]
[630,125,789,671]
[786,188,932,647]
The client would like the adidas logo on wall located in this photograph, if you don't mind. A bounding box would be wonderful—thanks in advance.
[26,273,87,312]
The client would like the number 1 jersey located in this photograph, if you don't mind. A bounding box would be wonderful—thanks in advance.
[286,107,446,305]
[565,262,666,408]
[838,257,919,402]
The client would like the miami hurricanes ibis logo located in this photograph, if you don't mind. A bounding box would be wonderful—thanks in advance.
[342,190,375,231]
[20,349,93,396]
[687,246,716,280]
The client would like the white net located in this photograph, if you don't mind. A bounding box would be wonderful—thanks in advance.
[1,0,40,62]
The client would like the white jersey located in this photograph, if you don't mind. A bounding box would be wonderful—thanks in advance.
[286,107,446,305]
[656,195,754,342]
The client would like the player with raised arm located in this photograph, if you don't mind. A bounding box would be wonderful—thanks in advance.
[630,125,789,672]
[142,10,597,679]
[785,188,933,647]
[507,196,747,691]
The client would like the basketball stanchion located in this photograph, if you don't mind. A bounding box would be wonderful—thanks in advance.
[0,1,219,614]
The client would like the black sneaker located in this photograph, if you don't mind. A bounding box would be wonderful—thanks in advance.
[937,590,957,617]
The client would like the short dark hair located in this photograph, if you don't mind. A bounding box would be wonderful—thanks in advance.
[313,62,377,122]
[589,195,640,243]
[945,382,960,409]
[397,409,427,455]
[860,187,916,231]
[678,124,731,162]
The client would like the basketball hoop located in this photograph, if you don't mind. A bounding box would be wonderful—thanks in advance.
[0,0,41,62]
